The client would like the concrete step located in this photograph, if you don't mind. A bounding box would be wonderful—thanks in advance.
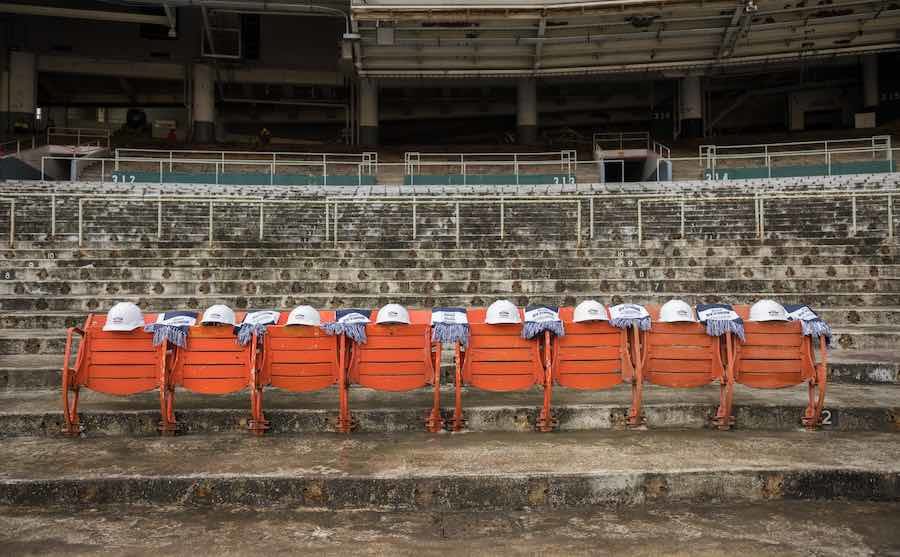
[0,430,896,509]
[2,501,898,554]
[5,254,898,272]
[7,264,899,282]
[0,383,896,435]
[5,278,899,298]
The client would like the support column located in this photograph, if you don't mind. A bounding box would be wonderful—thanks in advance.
[862,54,879,111]
[517,78,537,145]
[192,63,215,143]
[679,75,703,138]
[359,78,379,146]
[1,52,36,133]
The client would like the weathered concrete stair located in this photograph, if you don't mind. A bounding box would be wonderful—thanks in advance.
[0,430,897,509]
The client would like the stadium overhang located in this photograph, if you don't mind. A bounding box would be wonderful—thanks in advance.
[351,0,900,78]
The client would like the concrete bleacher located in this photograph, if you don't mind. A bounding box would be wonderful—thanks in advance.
[0,173,897,516]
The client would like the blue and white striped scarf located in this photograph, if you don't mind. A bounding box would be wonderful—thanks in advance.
[696,303,745,342]
[236,310,281,346]
[608,304,651,331]
[784,304,832,347]
[143,311,197,347]
[431,307,469,346]
[322,309,371,344]
[521,304,565,339]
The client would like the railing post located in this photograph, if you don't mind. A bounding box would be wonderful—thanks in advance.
[636,199,642,246]
[208,201,214,247]
[575,200,582,247]
[41,157,45,181]
[8,201,14,249]
[157,199,163,240]
[589,197,594,239]
[462,162,467,186]
[754,194,760,239]
[78,198,84,247]
[100,159,105,184]
[851,195,857,237]
[159,160,164,184]
[514,155,519,185]
[259,202,264,241]
[455,201,460,248]
[169,151,174,172]
[888,194,894,242]
[500,197,505,240]
[680,197,686,239]
[325,202,330,241]
[759,197,766,239]
[50,194,56,238]
[323,161,327,186]
[333,202,338,248]
[270,162,275,186]
[215,161,219,185]
[412,198,417,240]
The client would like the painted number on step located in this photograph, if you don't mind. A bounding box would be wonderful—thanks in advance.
[113,174,136,184]
[1,270,13,280]
[704,171,730,181]
[46,252,55,259]
[820,409,835,426]
[553,176,576,185]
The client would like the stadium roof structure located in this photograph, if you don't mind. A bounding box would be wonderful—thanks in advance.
[350,0,900,77]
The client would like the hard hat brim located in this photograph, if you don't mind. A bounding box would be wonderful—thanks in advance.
[102,323,143,331]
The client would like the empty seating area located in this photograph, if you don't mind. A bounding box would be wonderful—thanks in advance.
[0,172,897,438]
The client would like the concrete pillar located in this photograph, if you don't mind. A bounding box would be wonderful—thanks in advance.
[517,78,538,144]
[359,78,379,146]
[192,63,215,143]
[679,75,703,138]
[862,54,879,110]
[1,52,36,132]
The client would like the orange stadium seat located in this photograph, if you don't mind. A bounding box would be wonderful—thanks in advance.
[553,306,643,427]
[62,314,171,435]
[455,307,554,432]
[731,305,827,429]
[259,310,349,432]
[170,311,264,433]
[643,305,733,429]
[346,308,442,432]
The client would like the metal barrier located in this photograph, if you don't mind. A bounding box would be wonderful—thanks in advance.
[0,136,40,158]
[0,189,896,249]
[28,147,900,186]
[593,132,671,158]
[404,150,577,179]
[115,148,378,174]
[699,136,893,172]
[47,127,111,149]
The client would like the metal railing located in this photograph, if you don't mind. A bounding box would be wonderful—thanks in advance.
[47,127,111,149]
[0,189,896,249]
[593,132,671,159]
[27,147,900,186]
[115,148,378,174]
[699,135,892,169]
[404,150,577,176]
[40,156,373,185]
[0,136,40,158]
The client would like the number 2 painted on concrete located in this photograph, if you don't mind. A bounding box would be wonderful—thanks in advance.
[820,409,833,425]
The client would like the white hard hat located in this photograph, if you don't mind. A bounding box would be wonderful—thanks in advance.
[376,303,410,325]
[486,299,521,325]
[102,302,144,331]
[659,299,696,323]
[201,304,236,326]
[286,305,321,327]
[749,299,788,322]
[573,300,609,322]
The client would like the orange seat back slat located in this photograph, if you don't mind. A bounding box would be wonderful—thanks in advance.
[643,305,723,388]
[173,321,252,395]
[462,307,543,392]
[75,314,164,396]
[553,306,631,390]
[348,308,434,392]
[733,305,814,388]
[261,310,339,392]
